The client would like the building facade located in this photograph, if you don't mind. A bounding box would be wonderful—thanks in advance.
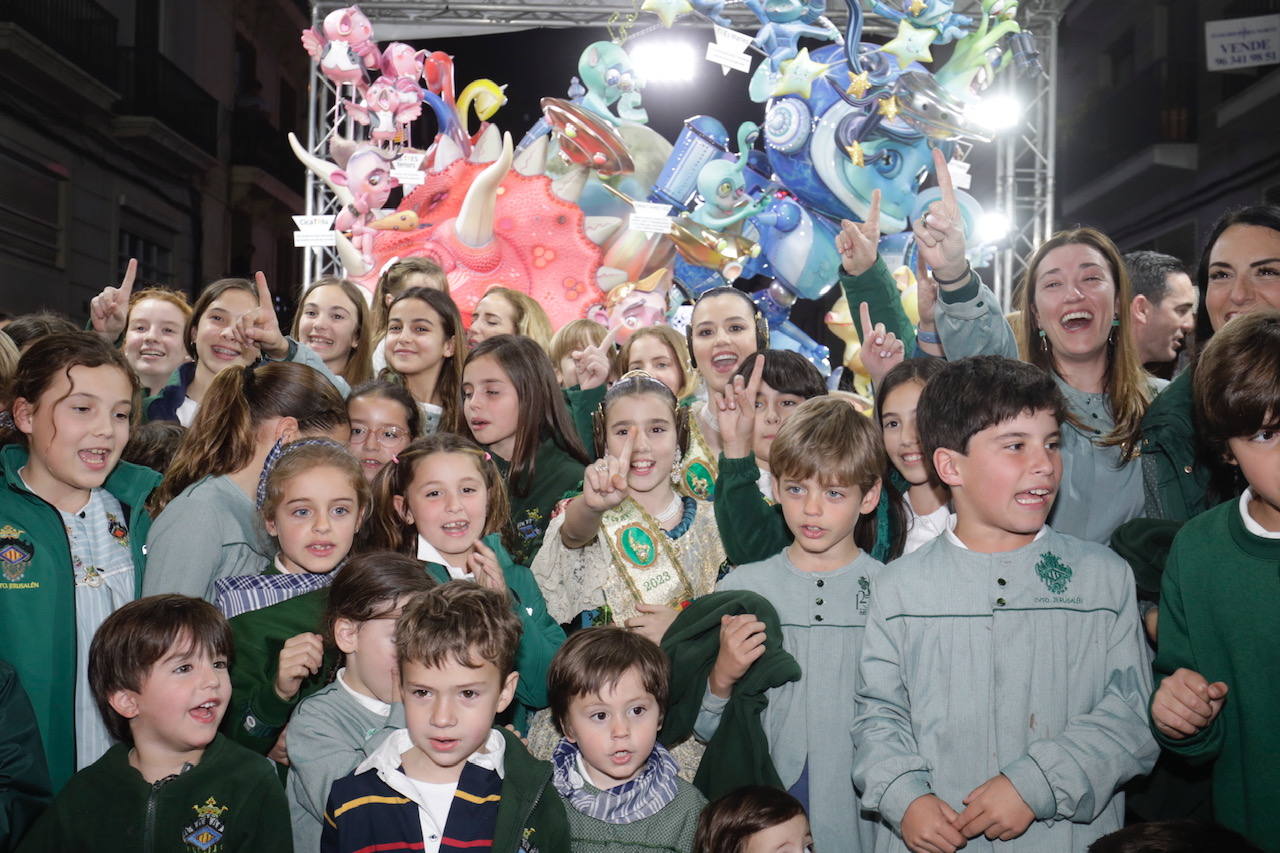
[0,0,309,318]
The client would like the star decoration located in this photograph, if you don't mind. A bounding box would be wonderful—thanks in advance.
[769,48,831,99]
[877,96,902,121]
[846,69,871,98]
[880,19,936,68]
[845,140,866,167]
[908,0,928,15]
[641,0,693,27]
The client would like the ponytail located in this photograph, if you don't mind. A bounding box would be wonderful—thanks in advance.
[150,362,348,514]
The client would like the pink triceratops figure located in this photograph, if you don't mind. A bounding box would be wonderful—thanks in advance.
[344,76,423,144]
[294,126,633,326]
[301,5,380,90]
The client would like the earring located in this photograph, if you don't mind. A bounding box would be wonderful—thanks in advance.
[1108,316,1119,346]
[1038,328,1048,352]
[671,449,683,485]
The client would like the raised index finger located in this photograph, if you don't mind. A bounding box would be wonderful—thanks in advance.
[866,188,881,234]
[743,350,766,399]
[859,300,874,339]
[598,324,619,353]
[616,430,635,471]
[119,258,137,300]
[932,147,957,216]
[254,270,273,312]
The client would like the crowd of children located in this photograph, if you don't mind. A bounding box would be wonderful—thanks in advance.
[0,197,1278,853]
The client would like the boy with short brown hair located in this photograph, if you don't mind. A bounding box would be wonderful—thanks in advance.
[548,627,706,852]
[1150,310,1280,851]
[323,582,568,853]
[17,594,291,852]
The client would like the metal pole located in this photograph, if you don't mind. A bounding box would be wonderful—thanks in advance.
[1042,11,1058,246]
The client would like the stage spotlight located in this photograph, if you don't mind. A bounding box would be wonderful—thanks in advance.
[977,211,1011,243]
[969,93,1023,131]
[631,40,698,84]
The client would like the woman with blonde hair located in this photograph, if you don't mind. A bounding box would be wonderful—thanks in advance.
[468,286,554,351]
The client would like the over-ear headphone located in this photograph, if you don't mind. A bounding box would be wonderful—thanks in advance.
[686,286,770,368]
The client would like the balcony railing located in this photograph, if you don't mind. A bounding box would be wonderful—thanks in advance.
[1061,59,1197,187]
[117,47,219,156]
[231,109,305,194]
[0,0,118,85]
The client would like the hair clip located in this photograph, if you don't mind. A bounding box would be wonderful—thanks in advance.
[483,451,492,461]
[390,455,399,464]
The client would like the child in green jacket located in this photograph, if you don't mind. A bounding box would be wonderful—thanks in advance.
[0,332,161,790]
[0,660,50,852]
[547,627,706,852]
[460,334,591,564]
[367,433,566,726]
[17,595,291,852]
[1150,311,1280,851]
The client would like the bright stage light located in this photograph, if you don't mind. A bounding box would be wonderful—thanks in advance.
[977,211,1011,243]
[630,40,698,84]
[969,93,1023,131]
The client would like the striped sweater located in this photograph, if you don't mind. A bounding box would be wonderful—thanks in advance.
[322,727,568,853]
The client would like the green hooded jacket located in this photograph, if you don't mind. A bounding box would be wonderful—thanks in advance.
[0,444,160,790]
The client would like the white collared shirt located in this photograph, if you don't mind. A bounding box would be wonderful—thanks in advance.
[416,535,473,580]
[336,667,392,717]
[356,727,507,853]
[903,492,950,555]
[1239,488,1280,539]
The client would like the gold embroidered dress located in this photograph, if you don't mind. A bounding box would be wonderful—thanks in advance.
[531,496,726,626]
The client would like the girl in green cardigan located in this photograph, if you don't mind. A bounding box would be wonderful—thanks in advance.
[367,433,566,728]
[461,334,590,565]
[0,332,161,790]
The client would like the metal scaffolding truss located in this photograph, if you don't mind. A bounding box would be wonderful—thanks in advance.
[302,0,1061,294]
[309,0,939,37]
[992,0,1068,309]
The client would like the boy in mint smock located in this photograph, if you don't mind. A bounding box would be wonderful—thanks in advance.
[852,356,1157,853]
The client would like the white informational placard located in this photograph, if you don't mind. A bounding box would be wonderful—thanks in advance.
[706,25,753,75]
[391,152,427,188]
[292,214,337,247]
[947,159,973,191]
[629,202,675,235]
[1205,14,1280,71]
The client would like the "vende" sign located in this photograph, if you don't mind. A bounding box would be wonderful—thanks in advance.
[1205,14,1280,72]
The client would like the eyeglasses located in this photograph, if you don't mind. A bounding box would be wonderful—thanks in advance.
[349,426,409,448]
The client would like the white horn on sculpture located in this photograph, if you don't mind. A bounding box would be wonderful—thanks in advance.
[456,131,514,249]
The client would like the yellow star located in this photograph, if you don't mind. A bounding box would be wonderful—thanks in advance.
[845,140,866,167]
[641,0,693,27]
[846,69,871,98]
[878,96,901,121]
[908,0,928,15]
[880,19,935,68]
[769,48,832,99]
